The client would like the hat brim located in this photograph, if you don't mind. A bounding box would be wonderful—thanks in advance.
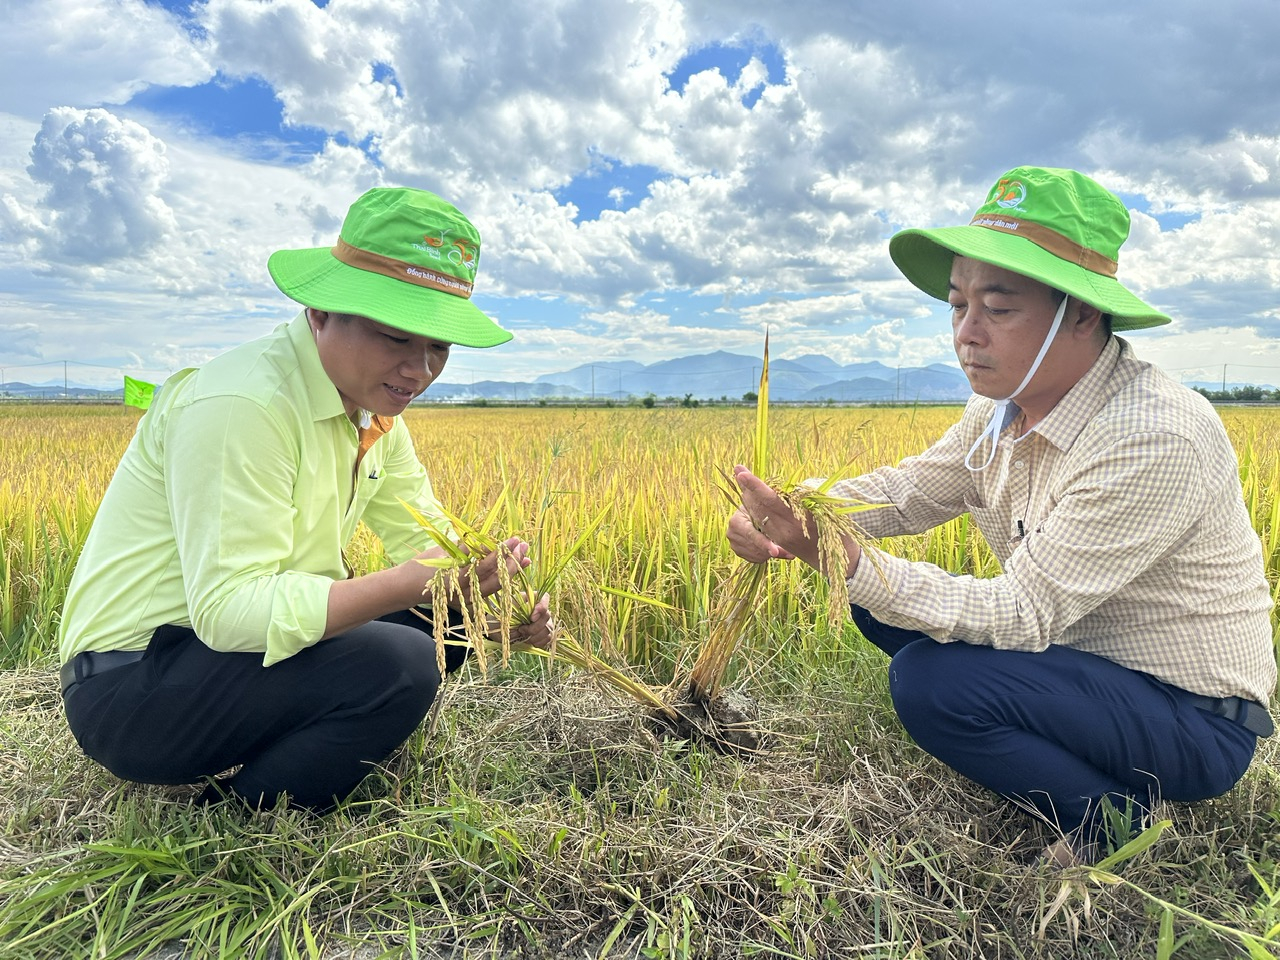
[268,247,513,348]
[889,227,1171,331]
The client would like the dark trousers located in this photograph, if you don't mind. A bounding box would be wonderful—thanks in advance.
[851,606,1259,846]
[63,609,467,812]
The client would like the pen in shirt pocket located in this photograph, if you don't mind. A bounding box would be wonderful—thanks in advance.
[368,468,381,480]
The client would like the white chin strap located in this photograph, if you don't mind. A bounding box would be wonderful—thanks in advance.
[964,295,1069,472]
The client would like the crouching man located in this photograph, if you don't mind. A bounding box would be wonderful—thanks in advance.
[59,187,551,812]
[728,166,1276,863]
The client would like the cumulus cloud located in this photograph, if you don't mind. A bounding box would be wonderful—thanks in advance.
[165,0,1280,316]
[689,0,1280,176]
[1089,132,1280,205]
[200,0,401,143]
[16,107,177,264]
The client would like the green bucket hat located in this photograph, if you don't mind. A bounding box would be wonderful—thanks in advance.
[268,187,512,348]
[888,166,1170,331]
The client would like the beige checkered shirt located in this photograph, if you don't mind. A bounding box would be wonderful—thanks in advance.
[833,336,1277,705]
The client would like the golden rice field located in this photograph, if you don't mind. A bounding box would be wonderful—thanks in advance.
[3,401,1280,670]
[2,401,1280,960]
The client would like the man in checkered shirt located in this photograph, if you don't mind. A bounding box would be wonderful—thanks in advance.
[728,165,1276,864]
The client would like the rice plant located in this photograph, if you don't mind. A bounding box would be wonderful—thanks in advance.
[402,484,679,720]
[685,335,886,705]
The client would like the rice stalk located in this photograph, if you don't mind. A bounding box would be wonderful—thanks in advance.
[401,499,516,677]
[686,334,886,702]
[684,562,767,701]
[401,495,677,718]
[516,629,677,718]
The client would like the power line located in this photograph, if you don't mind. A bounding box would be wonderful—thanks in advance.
[1164,363,1280,374]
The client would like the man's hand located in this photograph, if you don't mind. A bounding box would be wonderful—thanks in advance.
[330,537,538,642]
[727,466,817,566]
[414,536,533,611]
[506,593,555,650]
[726,466,861,579]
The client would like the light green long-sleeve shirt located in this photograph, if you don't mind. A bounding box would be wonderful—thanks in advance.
[58,312,449,667]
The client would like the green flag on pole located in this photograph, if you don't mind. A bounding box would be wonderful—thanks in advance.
[123,375,156,410]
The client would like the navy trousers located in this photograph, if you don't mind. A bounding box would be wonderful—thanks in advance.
[63,608,467,812]
[851,606,1258,845]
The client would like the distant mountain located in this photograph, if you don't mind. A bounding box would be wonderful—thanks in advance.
[5,363,1275,407]
[0,380,120,399]
[532,359,645,395]
[430,351,973,402]
[776,354,847,378]
[798,376,899,403]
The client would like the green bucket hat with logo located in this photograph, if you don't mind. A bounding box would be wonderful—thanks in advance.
[268,187,512,348]
[888,166,1170,331]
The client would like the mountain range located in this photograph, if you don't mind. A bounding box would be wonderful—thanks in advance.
[431,350,974,402]
[2,351,1275,404]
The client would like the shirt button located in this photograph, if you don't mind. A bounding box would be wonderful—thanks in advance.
[1013,460,1024,468]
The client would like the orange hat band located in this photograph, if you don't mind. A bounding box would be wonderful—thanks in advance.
[969,215,1118,278]
[332,238,474,299]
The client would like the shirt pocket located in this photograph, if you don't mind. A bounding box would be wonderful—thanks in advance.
[349,467,383,516]
[342,452,385,530]
[963,491,1016,552]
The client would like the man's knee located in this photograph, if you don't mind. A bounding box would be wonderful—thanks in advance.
[344,629,442,721]
[852,605,932,657]
[888,639,980,737]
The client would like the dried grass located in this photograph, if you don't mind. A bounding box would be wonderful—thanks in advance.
[3,663,1278,959]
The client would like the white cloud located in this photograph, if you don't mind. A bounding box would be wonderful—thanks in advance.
[0,0,211,120]
[1136,324,1280,389]
[0,322,41,360]
[1117,201,1280,335]
[1090,132,1280,203]
[16,107,177,264]
[201,0,400,142]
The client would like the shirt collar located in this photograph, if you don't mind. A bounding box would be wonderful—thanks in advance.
[1029,335,1126,452]
[286,310,349,423]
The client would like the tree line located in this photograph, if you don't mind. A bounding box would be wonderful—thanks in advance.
[1193,385,1280,403]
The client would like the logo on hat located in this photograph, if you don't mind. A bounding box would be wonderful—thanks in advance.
[417,231,478,274]
[992,178,1027,210]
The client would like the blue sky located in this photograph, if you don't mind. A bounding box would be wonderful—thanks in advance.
[2,0,1280,389]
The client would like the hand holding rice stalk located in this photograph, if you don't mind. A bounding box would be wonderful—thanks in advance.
[688,334,885,703]
[401,497,678,719]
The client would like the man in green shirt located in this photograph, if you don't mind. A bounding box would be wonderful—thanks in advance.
[58,187,551,812]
